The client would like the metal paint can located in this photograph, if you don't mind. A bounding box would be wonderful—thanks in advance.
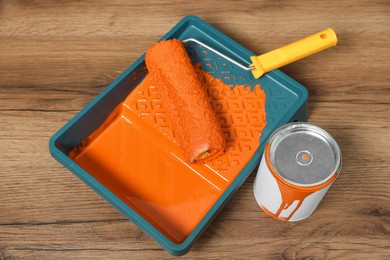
[253,122,342,221]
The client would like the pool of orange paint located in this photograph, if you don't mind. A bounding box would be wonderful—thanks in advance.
[69,68,266,243]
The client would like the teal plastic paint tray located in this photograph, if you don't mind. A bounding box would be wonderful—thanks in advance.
[49,16,308,256]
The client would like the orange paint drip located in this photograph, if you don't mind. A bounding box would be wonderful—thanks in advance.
[69,68,266,243]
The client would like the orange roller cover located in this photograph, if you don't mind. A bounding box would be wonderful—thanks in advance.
[145,39,226,163]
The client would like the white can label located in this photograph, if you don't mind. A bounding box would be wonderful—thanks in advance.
[254,153,333,221]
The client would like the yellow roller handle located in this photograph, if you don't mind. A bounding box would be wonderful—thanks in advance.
[250,28,337,78]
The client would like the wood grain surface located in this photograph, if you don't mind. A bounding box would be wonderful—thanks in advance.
[0,0,389,259]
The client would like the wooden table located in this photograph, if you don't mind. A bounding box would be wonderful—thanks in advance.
[1,1,389,259]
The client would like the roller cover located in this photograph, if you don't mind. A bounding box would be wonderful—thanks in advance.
[145,39,225,163]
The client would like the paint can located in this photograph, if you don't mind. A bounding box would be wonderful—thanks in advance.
[253,122,342,221]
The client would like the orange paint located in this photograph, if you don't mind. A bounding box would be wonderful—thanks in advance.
[264,144,337,221]
[145,39,225,163]
[69,67,266,243]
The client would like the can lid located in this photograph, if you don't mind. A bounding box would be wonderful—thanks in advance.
[268,123,342,187]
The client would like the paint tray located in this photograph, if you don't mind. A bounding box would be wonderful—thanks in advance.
[49,16,308,256]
